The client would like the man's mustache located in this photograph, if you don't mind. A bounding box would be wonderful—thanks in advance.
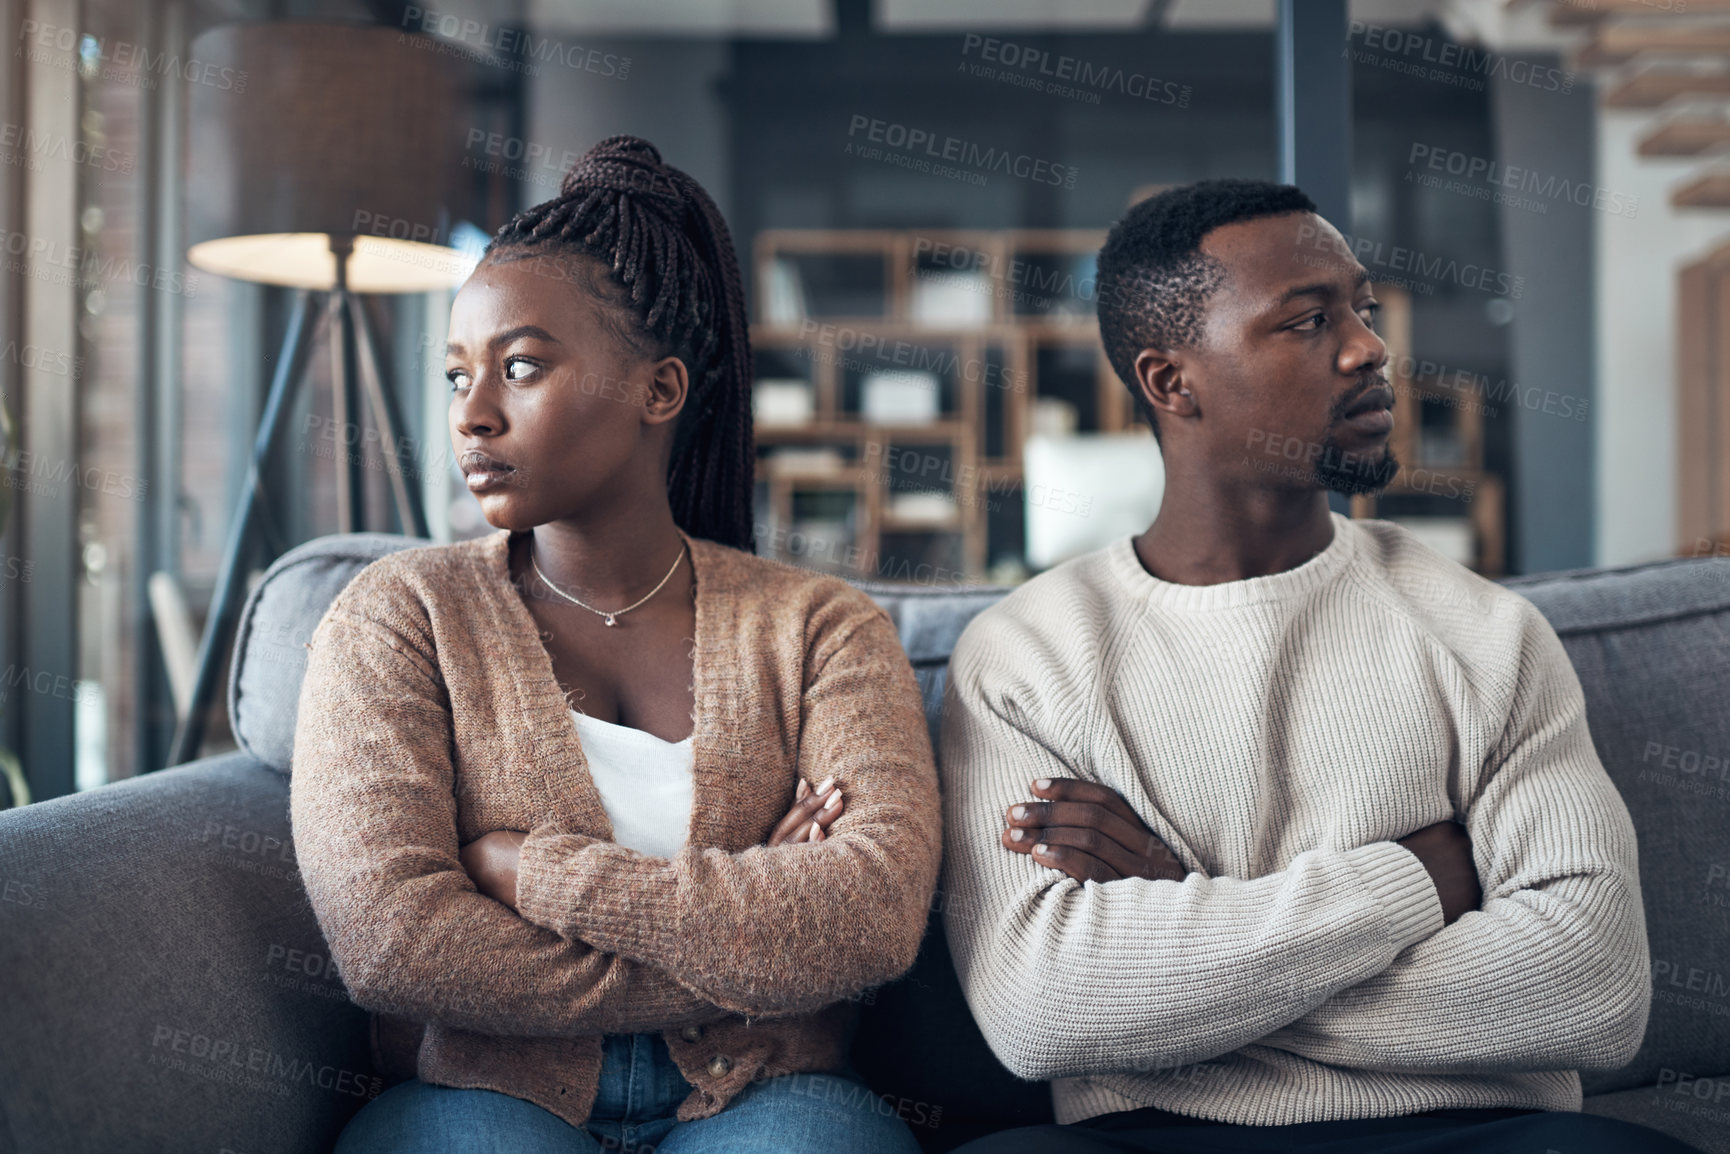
[1330,373,1392,423]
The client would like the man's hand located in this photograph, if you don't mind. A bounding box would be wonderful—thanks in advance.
[460,830,528,910]
[1396,820,1481,925]
[1002,777,1186,884]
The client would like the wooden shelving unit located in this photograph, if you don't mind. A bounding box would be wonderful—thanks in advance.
[750,228,1122,583]
[1678,237,1730,555]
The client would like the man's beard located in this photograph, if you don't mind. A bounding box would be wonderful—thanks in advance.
[1311,375,1402,495]
[1313,436,1400,495]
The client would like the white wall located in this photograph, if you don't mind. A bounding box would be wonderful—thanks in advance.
[1595,109,1730,566]
[527,39,732,220]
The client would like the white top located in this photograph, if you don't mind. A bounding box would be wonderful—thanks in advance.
[939,513,1647,1126]
[570,709,694,860]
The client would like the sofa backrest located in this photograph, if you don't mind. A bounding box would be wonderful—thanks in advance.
[228,533,435,775]
[234,533,1730,1116]
[226,533,1016,774]
[1504,557,1730,1095]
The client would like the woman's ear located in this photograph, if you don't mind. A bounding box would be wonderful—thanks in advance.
[642,356,689,429]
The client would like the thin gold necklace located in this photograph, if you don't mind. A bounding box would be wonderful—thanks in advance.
[530,540,686,627]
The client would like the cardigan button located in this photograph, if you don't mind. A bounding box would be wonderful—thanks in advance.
[680,1024,704,1043]
[707,1054,732,1078]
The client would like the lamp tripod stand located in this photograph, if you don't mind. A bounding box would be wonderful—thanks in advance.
[165,237,432,767]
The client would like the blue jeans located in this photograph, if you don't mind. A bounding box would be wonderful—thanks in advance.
[334,1031,924,1153]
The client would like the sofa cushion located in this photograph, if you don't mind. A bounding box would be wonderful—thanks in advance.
[228,533,432,774]
[852,580,1014,754]
[847,583,1036,1149]
[0,752,374,1154]
[1507,557,1730,1097]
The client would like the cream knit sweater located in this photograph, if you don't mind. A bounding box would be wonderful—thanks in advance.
[938,513,1649,1127]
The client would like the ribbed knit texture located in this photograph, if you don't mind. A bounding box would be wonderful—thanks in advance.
[289,526,941,1129]
[938,513,1650,1127]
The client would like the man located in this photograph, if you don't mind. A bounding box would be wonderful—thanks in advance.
[939,179,1697,1154]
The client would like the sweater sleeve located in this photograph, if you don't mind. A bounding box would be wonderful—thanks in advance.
[1256,606,1650,1074]
[937,614,1447,1082]
[511,601,943,1021]
[290,608,732,1038]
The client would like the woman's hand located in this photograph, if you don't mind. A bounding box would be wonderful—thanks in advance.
[460,830,528,910]
[765,775,845,846]
[1002,777,1186,884]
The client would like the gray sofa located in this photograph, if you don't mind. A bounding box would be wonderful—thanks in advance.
[1,531,1726,1154]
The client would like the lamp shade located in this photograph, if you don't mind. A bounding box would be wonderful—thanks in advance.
[185,22,470,292]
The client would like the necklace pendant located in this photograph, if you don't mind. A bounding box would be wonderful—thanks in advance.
[604,614,617,627]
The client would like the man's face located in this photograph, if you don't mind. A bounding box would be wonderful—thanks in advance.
[1180,211,1396,495]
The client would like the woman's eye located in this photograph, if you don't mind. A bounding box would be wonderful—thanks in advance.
[505,357,537,381]
[446,369,469,392]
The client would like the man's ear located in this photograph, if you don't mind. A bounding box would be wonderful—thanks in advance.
[1132,347,1198,426]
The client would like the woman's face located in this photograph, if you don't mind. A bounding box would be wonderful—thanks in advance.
[444,253,688,532]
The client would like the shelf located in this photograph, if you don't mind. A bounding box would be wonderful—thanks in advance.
[754,321,1017,338]
[755,466,861,487]
[757,228,1106,332]
[1602,70,1730,110]
[1582,27,1730,69]
[1545,0,1730,25]
[879,515,963,533]
[1638,118,1730,159]
[1672,170,1730,209]
[756,420,972,440]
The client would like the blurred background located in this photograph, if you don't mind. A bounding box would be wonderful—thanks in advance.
[1,0,1725,795]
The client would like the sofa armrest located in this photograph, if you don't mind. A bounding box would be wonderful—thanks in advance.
[0,753,374,1154]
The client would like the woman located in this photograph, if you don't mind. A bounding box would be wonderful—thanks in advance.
[289,135,941,1153]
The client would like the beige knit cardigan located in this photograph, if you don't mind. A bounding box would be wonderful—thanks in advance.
[288,526,942,1129]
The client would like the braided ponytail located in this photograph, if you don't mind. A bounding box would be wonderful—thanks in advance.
[484,135,755,551]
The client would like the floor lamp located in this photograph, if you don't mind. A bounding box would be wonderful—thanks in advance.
[165,23,471,766]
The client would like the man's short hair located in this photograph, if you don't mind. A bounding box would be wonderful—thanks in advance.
[1096,178,1318,440]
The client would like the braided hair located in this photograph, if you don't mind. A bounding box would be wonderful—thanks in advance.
[483,135,755,551]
